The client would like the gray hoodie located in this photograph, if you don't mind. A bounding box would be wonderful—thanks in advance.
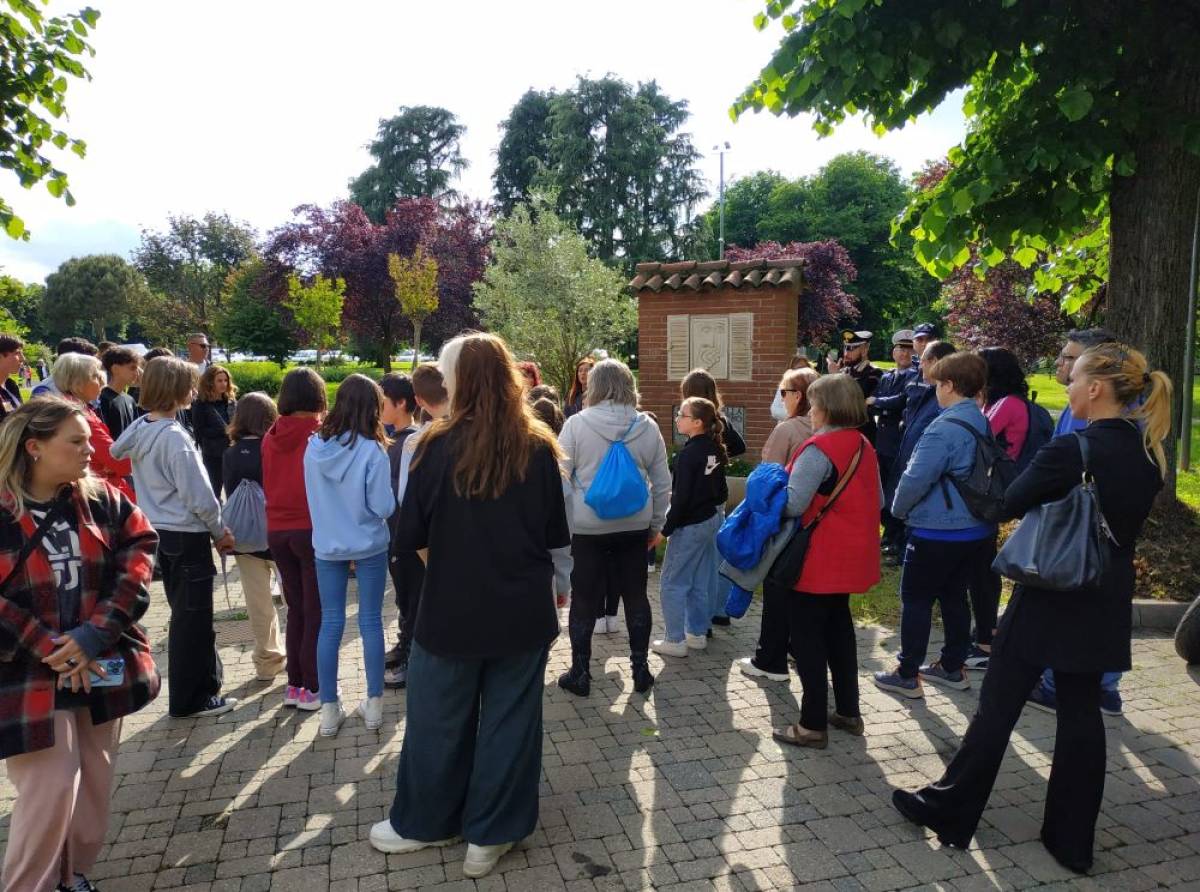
[558,401,671,535]
[111,415,223,538]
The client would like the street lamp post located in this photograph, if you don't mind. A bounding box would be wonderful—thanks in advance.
[714,142,730,259]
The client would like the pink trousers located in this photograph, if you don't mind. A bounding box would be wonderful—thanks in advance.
[3,709,121,892]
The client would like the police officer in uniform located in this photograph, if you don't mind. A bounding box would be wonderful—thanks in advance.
[831,329,883,443]
[910,322,938,370]
[867,330,919,560]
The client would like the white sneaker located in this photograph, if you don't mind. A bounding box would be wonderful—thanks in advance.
[319,701,346,737]
[605,615,620,634]
[358,696,383,731]
[650,639,688,657]
[685,633,708,651]
[463,841,515,878]
[594,616,609,635]
[737,657,788,682]
[368,819,458,854]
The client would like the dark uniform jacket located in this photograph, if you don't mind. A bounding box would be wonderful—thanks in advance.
[871,365,918,459]
[845,361,883,444]
[995,419,1161,673]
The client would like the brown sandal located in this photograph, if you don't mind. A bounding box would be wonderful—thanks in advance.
[772,723,829,749]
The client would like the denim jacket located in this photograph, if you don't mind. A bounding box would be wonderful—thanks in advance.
[891,398,990,530]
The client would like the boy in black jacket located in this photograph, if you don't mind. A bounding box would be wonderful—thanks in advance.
[380,373,419,683]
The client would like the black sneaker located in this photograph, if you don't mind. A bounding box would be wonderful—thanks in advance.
[384,642,405,668]
[631,662,654,694]
[384,663,408,688]
[188,696,237,718]
[57,874,99,892]
[711,616,731,627]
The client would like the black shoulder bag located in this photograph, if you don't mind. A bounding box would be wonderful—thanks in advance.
[991,433,1117,591]
[766,441,865,589]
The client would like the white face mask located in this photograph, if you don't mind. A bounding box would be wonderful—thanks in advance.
[770,390,789,421]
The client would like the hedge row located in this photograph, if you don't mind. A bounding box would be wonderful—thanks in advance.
[222,363,397,397]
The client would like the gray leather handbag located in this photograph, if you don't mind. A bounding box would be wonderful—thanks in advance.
[991,433,1118,591]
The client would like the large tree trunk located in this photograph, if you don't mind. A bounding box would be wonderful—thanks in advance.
[1106,41,1200,498]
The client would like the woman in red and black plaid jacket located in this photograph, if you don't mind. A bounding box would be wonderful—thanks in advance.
[0,397,160,892]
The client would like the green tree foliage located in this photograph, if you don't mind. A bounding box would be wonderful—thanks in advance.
[474,193,635,394]
[493,89,555,217]
[215,260,296,365]
[132,212,258,333]
[702,154,938,348]
[494,77,707,268]
[41,254,148,341]
[0,275,43,338]
[284,273,345,367]
[387,247,438,368]
[349,105,468,223]
[0,2,99,241]
[736,0,1200,488]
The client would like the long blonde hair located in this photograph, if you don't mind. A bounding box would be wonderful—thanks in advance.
[0,397,99,518]
[1076,343,1173,477]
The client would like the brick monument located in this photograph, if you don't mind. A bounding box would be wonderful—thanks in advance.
[631,258,804,461]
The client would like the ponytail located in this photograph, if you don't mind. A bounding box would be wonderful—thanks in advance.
[681,396,728,467]
[1132,370,1173,478]
[1076,343,1174,478]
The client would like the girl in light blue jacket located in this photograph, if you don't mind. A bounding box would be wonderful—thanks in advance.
[303,375,395,737]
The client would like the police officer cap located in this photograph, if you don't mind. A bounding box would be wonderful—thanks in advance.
[841,329,873,347]
[892,329,915,348]
[912,322,939,337]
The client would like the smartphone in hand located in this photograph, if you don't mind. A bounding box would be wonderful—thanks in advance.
[88,657,125,688]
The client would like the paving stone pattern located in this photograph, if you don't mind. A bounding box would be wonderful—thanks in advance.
[2,569,1199,890]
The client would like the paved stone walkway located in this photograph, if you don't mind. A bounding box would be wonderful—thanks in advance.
[2,568,1198,891]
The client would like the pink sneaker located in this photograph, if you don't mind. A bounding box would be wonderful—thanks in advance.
[296,688,321,711]
[283,685,300,708]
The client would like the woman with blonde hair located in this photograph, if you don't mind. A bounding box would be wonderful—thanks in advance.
[370,333,570,880]
[112,356,237,719]
[892,344,1172,873]
[0,398,159,892]
[51,351,135,501]
[192,364,238,498]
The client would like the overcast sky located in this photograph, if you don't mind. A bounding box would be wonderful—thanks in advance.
[0,0,968,284]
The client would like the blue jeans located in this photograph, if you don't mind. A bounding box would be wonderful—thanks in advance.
[315,550,388,703]
[1043,669,1121,693]
[659,513,721,642]
[709,508,727,619]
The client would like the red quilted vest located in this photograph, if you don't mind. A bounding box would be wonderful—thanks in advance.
[786,429,881,595]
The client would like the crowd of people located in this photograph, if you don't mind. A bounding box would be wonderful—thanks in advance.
[0,319,1175,887]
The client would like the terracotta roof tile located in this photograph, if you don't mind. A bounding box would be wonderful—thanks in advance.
[628,258,804,292]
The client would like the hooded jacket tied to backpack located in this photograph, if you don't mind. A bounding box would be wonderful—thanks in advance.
[891,399,990,530]
[716,462,790,571]
[558,401,672,536]
[303,432,394,561]
[111,415,224,538]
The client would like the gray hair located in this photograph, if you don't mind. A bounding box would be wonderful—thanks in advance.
[585,359,639,408]
[1066,327,1117,349]
[51,351,104,397]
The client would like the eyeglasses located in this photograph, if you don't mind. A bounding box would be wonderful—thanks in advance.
[675,411,694,419]
[1056,351,1081,364]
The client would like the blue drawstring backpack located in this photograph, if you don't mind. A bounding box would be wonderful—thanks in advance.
[583,418,649,520]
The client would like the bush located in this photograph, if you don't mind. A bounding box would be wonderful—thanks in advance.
[225,362,285,396]
[316,364,385,384]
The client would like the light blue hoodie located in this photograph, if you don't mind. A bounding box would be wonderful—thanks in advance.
[303,432,394,561]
